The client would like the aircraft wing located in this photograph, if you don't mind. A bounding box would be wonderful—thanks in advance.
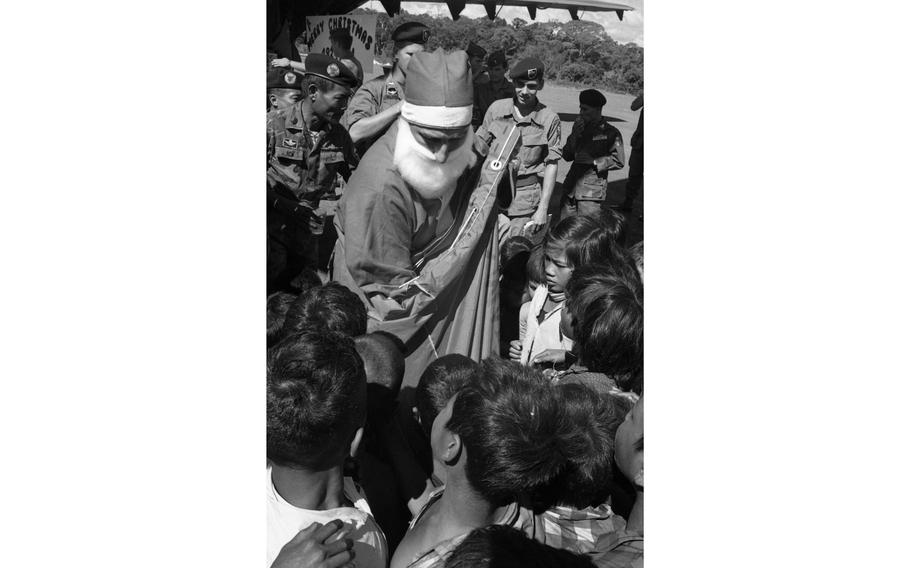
[292,1,633,21]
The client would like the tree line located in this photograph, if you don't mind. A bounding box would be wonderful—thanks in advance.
[351,8,643,95]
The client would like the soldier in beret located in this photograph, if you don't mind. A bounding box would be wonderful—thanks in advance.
[475,57,562,243]
[266,53,360,292]
[560,88,625,219]
[267,66,303,113]
[330,26,364,89]
[342,21,430,156]
[474,50,513,128]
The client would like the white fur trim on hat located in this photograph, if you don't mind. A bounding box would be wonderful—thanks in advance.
[401,101,473,129]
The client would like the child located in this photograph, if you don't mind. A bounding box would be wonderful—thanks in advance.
[599,207,629,248]
[510,216,620,369]
[443,525,596,568]
[267,330,388,568]
[589,394,644,568]
[500,237,534,352]
[524,245,546,303]
[392,359,627,568]
[267,292,297,348]
[558,261,643,397]
[280,282,367,341]
[413,354,478,440]
[628,240,643,282]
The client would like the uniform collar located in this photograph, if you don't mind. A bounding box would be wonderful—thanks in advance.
[284,101,333,135]
[507,100,546,127]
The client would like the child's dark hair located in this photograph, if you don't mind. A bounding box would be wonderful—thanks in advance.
[443,525,596,568]
[289,267,322,295]
[445,359,567,507]
[544,383,628,509]
[281,282,367,338]
[414,354,477,438]
[267,330,367,470]
[545,215,622,269]
[267,292,297,348]
[525,247,546,288]
[628,240,643,281]
[564,263,643,393]
[599,207,629,247]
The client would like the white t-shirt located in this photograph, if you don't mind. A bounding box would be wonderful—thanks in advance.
[266,466,388,568]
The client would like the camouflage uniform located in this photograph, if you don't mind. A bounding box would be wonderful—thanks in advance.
[267,101,358,290]
[560,117,625,219]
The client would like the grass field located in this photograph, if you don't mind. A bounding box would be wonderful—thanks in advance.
[534,83,643,245]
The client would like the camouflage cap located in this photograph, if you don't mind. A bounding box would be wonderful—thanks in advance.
[267,67,303,91]
[303,53,359,90]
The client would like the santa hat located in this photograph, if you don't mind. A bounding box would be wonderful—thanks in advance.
[401,48,473,129]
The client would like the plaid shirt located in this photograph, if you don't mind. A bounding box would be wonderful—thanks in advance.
[403,487,642,568]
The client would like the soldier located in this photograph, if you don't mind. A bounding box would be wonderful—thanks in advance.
[474,50,513,128]
[560,89,625,219]
[329,27,364,89]
[342,21,430,156]
[267,66,303,113]
[475,57,562,242]
[267,53,360,293]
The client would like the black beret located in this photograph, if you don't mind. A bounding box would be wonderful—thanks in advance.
[510,57,545,82]
[303,53,359,90]
[579,89,606,107]
[392,22,430,45]
[267,67,303,90]
[466,41,486,58]
[329,27,352,40]
[487,50,508,69]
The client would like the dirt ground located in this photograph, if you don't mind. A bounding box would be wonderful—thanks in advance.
[535,83,643,245]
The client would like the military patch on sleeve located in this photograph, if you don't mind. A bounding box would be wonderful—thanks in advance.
[284,72,297,85]
[327,63,340,77]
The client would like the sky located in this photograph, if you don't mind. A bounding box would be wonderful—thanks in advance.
[363,1,644,47]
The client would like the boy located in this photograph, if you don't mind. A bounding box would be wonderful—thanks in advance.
[280,282,367,341]
[267,331,388,568]
[558,262,643,397]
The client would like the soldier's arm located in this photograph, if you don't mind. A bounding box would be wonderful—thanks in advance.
[562,120,582,163]
[270,58,307,73]
[605,129,626,171]
[348,100,402,144]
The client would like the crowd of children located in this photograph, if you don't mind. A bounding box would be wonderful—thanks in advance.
[267,206,644,568]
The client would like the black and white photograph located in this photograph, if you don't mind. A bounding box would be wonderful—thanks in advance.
[266,2,644,567]
[8,2,910,567]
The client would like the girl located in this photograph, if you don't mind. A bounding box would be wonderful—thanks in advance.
[510,215,622,369]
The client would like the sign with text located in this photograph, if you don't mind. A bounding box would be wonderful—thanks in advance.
[302,14,377,78]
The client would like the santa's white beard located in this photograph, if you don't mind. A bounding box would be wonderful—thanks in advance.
[393,117,476,200]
